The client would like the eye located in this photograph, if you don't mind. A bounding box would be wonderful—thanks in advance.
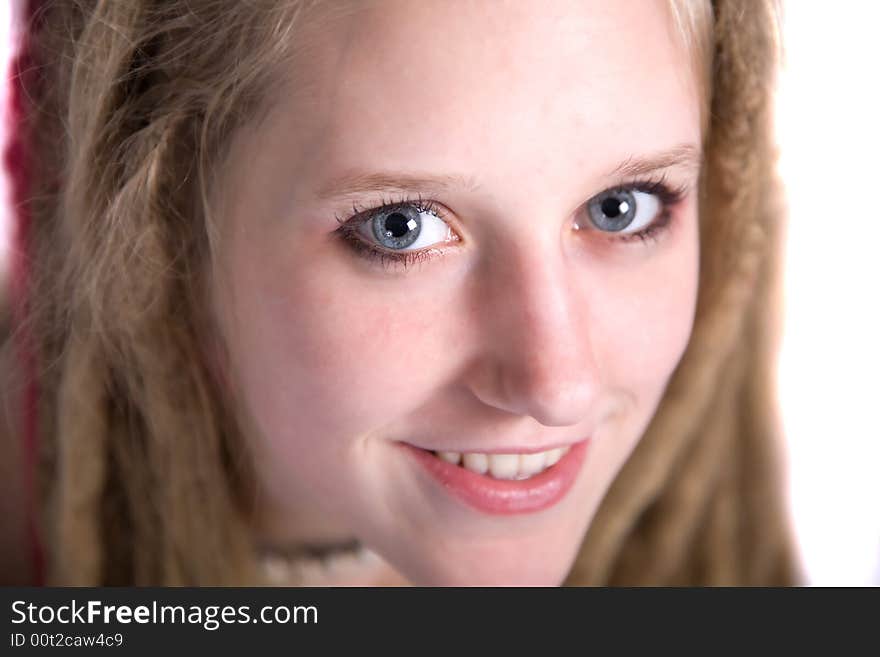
[582,188,661,235]
[356,203,456,251]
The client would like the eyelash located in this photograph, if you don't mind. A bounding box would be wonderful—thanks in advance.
[334,193,449,272]
[333,175,689,271]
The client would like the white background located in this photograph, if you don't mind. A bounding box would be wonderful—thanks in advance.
[775,2,880,585]
[1,2,878,585]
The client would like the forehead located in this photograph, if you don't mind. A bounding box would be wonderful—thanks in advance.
[263,0,699,198]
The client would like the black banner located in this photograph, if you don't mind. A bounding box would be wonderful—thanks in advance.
[0,587,871,652]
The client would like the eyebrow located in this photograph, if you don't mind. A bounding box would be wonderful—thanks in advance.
[315,142,702,201]
[607,142,703,179]
[316,171,481,201]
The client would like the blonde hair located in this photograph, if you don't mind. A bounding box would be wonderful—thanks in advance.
[668,0,717,138]
[14,0,796,585]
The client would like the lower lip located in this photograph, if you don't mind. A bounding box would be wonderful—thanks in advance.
[403,440,589,515]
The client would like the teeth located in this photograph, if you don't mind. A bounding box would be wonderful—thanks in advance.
[488,454,519,480]
[545,447,565,466]
[438,451,461,465]
[462,452,488,475]
[433,446,571,480]
[518,452,546,478]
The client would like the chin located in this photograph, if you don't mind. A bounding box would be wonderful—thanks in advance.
[417,561,572,587]
[388,541,580,587]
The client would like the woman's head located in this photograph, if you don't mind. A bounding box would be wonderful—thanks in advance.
[20,0,795,585]
[208,0,708,585]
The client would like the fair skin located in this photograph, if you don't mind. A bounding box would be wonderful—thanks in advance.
[211,0,701,585]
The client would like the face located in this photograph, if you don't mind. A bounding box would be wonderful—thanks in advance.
[210,0,702,585]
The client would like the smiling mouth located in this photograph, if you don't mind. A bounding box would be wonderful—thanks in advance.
[429,447,571,481]
[404,440,589,515]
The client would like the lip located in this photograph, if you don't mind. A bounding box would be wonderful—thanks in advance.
[402,440,589,515]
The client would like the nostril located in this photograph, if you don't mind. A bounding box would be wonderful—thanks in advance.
[462,352,598,427]
[502,369,598,428]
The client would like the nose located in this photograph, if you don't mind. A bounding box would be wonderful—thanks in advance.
[463,240,601,427]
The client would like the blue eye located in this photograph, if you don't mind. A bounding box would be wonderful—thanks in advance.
[368,206,421,249]
[584,188,661,234]
[334,178,687,273]
[356,203,456,251]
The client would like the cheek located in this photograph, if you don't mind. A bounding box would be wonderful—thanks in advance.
[220,239,457,454]
[578,215,699,498]
[597,221,700,406]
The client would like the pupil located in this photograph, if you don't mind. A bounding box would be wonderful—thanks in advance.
[601,197,621,218]
[385,212,410,237]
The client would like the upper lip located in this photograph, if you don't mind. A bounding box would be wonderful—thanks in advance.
[404,439,587,455]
